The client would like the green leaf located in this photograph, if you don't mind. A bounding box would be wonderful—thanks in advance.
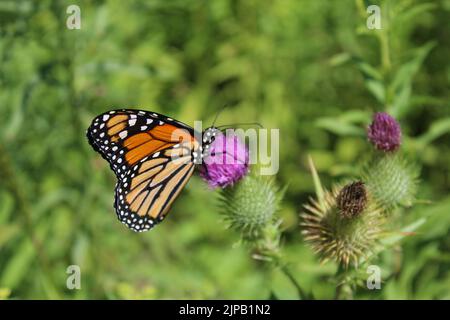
[349,58,386,103]
[415,196,450,240]
[381,218,427,247]
[0,238,35,289]
[395,3,437,26]
[328,52,351,66]
[354,59,383,81]
[0,224,20,248]
[315,117,365,136]
[389,42,436,118]
[366,80,386,104]
[416,118,450,146]
[339,110,371,123]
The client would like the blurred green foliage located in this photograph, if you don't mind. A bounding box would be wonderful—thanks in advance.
[0,0,449,299]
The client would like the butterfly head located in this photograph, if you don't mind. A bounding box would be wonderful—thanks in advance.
[202,126,220,146]
[192,127,220,164]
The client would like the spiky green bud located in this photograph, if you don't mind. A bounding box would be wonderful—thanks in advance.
[362,153,419,210]
[219,176,282,241]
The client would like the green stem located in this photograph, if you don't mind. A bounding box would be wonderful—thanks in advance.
[379,31,391,74]
[334,264,354,300]
[253,227,308,300]
[280,264,308,300]
[355,0,367,18]
[380,0,392,74]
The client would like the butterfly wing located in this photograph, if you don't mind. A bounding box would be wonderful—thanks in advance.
[115,143,195,232]
[87,109,199,232]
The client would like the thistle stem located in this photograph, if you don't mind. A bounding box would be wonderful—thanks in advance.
[334,264,354,300]
[279,264,308,300]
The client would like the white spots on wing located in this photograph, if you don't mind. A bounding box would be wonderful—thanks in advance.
[119,131,128,139]
[103,114,110,121]
[112,146,118,152]
[141,126,147,131]
[100,132,105,138]
[117,211,154,232]
[117,158,122,164]
[159,121,164,125]
[130,114,137,119]
[152,152,160,158]
[129,119,137,126]
[146,119,153,124]
[100,123,105,129]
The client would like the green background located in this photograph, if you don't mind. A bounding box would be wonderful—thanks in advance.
[0,0,449,299]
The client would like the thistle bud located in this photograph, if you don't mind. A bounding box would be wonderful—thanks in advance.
[219,176,282,241]
[301,187,384,267]
[362,153,419,210]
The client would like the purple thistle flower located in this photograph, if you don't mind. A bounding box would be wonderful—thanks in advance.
[367,112,402,152]
[199,132,249,189]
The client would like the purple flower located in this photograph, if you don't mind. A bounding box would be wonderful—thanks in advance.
[199,132,249,189]
[367,112,402,152]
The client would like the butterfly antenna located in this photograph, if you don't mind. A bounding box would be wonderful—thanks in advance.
[212,104,230,127]
[217,122,264,129]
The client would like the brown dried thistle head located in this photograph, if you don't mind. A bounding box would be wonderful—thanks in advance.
[336,181,367,219]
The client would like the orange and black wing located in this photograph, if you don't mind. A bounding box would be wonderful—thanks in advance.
[86,109,199,232]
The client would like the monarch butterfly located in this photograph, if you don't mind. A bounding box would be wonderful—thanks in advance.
[86,109,220,232]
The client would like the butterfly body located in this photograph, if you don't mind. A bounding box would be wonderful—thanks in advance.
[86,109,218,232]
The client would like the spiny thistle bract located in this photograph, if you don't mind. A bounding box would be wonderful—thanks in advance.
[361,152,419,210]
[301,184,385,268]
[218,175,282,242]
